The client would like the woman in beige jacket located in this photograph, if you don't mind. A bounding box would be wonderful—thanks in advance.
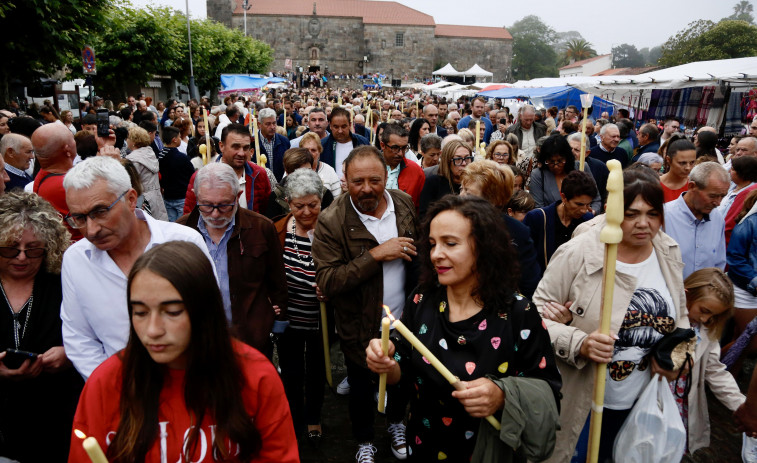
[533,167,689,462]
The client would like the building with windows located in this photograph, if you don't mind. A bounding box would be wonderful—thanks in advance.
[206,0,513,82]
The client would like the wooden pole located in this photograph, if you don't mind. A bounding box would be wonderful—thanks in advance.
[377,317,390,412]
[579,106,589,172]
[586,159,624,463]
[320,302,333,387]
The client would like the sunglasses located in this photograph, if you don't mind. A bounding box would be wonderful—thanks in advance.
[0,247,46,259]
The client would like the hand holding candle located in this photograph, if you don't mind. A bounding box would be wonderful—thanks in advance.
[75,429,109,463]
[377,316,391,412]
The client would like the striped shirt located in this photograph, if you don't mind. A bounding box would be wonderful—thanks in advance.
[283,232,319,330]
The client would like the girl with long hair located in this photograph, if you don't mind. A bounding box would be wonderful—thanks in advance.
[69,241,298,463]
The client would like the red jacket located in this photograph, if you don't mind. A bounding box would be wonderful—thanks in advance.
[396,159,425,209]
[725,183,757,245]
[184,160,271,215]
[68,341,299,463]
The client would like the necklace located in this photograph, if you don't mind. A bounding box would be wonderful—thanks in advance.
[290,218,314,268]
[0,280,33,349]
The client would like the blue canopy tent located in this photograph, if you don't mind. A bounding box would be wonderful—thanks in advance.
[477,86,615,116]
[219,74,287,94]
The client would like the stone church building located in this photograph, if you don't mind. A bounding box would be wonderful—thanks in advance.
[206,0,513,82]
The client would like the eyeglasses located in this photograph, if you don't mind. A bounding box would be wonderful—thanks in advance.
[451,156,474,166]
[385,144,409,153]
[0,247,46,259]
[492,152,510,160]
[197,203,236,214]
[544,160,567,167]
[65,190,128,229]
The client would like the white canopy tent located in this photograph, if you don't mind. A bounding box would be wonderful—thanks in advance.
[462,64,493,78]
[422,81,456,91]
[432,63,461,77]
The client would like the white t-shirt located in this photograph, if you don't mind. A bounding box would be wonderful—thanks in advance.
[334,141,352,178]
[604,250,676,410]
[521,127,536,155]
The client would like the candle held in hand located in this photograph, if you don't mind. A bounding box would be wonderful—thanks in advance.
[377,314,391,413]
[75,429,109,463]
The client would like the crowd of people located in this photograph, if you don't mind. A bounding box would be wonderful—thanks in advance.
[1,84,757,463]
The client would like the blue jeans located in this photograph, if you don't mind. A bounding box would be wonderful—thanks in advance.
[164,198,185,222]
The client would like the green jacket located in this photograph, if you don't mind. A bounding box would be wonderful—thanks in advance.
[471,376,560,463]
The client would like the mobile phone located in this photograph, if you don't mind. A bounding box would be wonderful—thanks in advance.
[96,108,110,137]
[2,348,38,370]
[499,118,507,125]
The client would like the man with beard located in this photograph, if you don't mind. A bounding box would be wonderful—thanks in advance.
[379,123,424,208]
[177,162,287,358]
[313,145,418,462]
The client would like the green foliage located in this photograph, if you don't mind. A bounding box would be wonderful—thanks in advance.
[509,15,558,80]
[173,17,274,94]
[560,39,596,67]
[727,0,754,24]
[639,46,663,66]
[612,43,645,68]
[659,19,757,67]
[0,0,111,105]
[68,6,186,99]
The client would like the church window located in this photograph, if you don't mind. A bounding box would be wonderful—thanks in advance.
[395,33,404,47]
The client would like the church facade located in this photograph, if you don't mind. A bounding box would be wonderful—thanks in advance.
[206,0,513,82]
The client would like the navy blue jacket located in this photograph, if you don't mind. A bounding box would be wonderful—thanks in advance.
[501,213,542,299]
[632,141,661,162]
[727,213,757,293]
[5,168,33,191]
[589,145,628,168]
[320,133,369,170]
[523,201,593,273]
[259,132,290,182]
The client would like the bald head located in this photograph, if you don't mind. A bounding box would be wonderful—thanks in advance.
[31,122,76,170]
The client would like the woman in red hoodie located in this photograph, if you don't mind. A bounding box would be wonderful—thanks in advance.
[69,241,299,463]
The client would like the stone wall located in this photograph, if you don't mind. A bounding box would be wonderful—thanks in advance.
[363,25,435,80]
[232,15,368,75]
[434,37,513,82]
[207,0,234,28]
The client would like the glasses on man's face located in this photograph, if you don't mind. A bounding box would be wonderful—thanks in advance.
[197,203,236,214]
[385,144,409,153]
[0,247,46,259]
[545,160,567,167]
[65,191,128,229]
[451,155,474,166]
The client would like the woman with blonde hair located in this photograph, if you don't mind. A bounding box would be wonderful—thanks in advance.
[419,139,473,218]
[125,126,168,220]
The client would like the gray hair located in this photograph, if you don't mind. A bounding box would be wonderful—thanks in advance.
[600,123,619,136]
[194,162,240,198]
[420,133,442,153]
[689,161,729,188]
[567,132,587,144]
[285,168,323,201]
[63,156,131,196]
[258,108,276,121]
[520,104,536,116]
[0,133,29,156]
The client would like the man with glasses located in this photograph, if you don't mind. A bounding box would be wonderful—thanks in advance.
[661,117,681,144]
[379,123,424,208]
[30,123,83,241]
[177,163,287,358]
[60,156,212,379]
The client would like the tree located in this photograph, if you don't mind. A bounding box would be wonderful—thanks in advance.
[509,15,558,80]
[0,0,111,106]
[658,20,715,67]
[639,46,663,66]
[173,17,274,95]
[659,19,757,67]
[728,0,755,24]
[561,39,596,67]
[612,43,645,68]
[67,5,186,100]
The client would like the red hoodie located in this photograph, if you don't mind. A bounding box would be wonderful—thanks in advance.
[69,341,299,463]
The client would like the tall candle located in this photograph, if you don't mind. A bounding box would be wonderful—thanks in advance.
[203,107,211,165]
[75,430,109,463]
[253,117,262,166]
[320,302,333,387]
[385,308,501,430]
[350,107,354,133]
[475,120,481,151]
[283,105,286,129]
[377,316,390,413]
[338,95,342,107]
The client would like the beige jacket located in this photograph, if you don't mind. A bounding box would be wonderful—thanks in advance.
[688,325,745,452]
[532,215,689,463]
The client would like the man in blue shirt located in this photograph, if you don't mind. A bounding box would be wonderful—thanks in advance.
[457,97,492,143]
[663,162,729,278]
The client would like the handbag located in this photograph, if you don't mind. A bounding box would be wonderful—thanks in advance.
[651,327,696,397]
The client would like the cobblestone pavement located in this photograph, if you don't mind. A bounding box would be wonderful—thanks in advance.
[283,343,754,463]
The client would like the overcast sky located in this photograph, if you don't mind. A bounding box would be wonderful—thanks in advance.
[131,0,743,54]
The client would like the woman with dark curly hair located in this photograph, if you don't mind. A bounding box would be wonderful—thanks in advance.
[0,191,83,462]
[530,135,600,212]
[366,195,561,462]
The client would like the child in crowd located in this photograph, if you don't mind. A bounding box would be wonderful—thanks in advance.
[507,189,535,221]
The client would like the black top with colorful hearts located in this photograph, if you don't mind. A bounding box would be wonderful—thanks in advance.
[392,284,561,461]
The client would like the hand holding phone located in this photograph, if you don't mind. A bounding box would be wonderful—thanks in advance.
[2,348,38,370]
[96,108,110,138]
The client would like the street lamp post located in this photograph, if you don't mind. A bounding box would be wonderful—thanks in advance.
[185,0,198,100]
[243,0,252,36]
